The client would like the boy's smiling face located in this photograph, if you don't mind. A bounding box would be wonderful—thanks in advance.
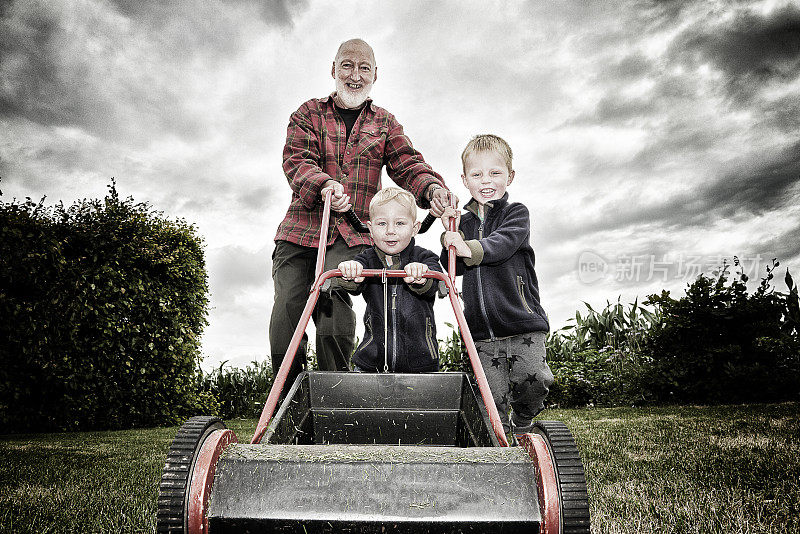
[368,199,420,255]
[462,150,515,205]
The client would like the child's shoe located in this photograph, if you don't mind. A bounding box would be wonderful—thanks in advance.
[511,417,534,444]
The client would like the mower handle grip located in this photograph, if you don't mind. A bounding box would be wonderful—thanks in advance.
[343,208,370,233]
[418,213,437,233]
[317,268,446,293]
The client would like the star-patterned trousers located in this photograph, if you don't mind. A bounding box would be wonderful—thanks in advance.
[476,331,554,434]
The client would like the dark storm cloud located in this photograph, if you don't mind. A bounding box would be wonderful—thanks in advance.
[700,142,800,218]
[624,109,732,172]
[0,0,13,17]
[763,91,800,133]
[0,4,63,121]
[567,55,696,129]
[571,3,800,130]
[673,5,800,101]
[250,0,308,26]
[238,186,272,211]
[107,0,246,57]
[0,2,207,142]
[109,0,306,28]
[552,140,800,240]
[645,142,800,224]
[607,53,654,80]
[592,94,654,123]
[761,220,800,270]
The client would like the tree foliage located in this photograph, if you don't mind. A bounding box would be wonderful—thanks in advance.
[640,259,800,404]
[0,182,217,431]
[546,258,800,407]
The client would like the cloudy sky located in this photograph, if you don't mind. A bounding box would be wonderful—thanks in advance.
[2,0,799,370]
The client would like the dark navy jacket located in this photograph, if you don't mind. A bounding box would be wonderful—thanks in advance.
[342,239,443,372]
[441,194,549,341]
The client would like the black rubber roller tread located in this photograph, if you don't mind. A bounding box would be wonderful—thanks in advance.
[533,420,590,534]
[156,416,227,533]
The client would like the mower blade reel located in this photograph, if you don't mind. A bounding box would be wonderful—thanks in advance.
[208,444,542,532]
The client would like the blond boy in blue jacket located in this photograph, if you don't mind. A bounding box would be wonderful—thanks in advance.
[441,134,553,441]
[339,188,443,372]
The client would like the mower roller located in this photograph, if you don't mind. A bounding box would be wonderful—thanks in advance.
[157,192,590,533]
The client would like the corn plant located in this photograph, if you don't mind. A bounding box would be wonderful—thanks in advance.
[545,297,662,407]
[200,359,273,419]
[548,297,660,361]
[439,322,469,372]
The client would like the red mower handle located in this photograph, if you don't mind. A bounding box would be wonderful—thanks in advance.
[251,190,509,447]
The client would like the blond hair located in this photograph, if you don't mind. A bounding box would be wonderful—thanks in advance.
[461,134,513,173]
[369,187,417,220]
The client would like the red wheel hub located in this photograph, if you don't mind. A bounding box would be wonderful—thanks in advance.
[519,432,561,534]
[187,428,237,533]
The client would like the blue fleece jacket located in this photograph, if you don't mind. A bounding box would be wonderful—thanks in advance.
[342,239,443,372]
[441,193,549,340]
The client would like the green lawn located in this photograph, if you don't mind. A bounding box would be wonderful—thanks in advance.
[1,403,798,533]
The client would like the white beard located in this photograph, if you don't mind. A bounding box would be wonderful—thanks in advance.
[335,79,371,109]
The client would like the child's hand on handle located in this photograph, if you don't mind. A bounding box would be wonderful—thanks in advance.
[338,260,365,282]
[403,262,429,285]
[428,186,459,217]
[321,180,351,212]
[443,231,472,258]
[440,206,461,229]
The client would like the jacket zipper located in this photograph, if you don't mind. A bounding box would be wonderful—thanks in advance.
[391,284,398,371]
[517,275,535,314]
[360,314,373,351]
[476,218,496,341]
[425,316,438,360]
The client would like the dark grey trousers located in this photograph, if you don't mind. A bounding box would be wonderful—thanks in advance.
[476,332,554,434]
[269,239,367,388]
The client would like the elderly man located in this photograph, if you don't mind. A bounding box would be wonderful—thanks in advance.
[270,38,453,385]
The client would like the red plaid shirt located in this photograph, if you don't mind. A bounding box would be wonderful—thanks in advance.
[274,94,445,247]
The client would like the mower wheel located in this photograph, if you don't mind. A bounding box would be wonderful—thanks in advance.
[533,420,590,534]
[156,416,227,533]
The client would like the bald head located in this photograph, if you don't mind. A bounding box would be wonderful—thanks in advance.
[335,39,376,65]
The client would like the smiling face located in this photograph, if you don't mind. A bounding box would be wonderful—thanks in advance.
[367,198,420,256]
[331,39,377,109]
[462,150,515,205]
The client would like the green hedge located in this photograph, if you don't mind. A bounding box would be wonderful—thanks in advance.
[0,183,217,432]
[547,260,800,407]
[639,261,800,404]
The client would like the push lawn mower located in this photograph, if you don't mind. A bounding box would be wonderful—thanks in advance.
[156,192,590,533]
